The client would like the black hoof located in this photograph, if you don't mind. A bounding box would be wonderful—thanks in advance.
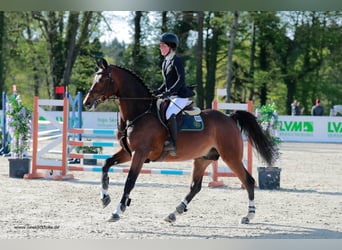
[241,216,250,224]
[101,194,111,208]
[164,213,176,223]
[108,213,120,222]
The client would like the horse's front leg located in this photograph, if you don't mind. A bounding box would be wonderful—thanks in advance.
[108,150,147,222]
[101,148,131,208]
[165,157,211,223]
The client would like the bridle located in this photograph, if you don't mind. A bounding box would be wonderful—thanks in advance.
[89,68,156,105]
[87,70,116,106]
[89,66,159,128]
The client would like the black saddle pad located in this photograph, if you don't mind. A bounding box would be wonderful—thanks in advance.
[178,114,204,131]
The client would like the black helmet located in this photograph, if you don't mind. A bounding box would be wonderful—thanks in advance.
[160,33,179,49]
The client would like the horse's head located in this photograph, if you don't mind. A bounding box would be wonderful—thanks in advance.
[84,58,153,115]
[83,58,115,110]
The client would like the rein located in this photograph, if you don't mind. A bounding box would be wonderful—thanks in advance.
[108,96,156,101]
[91,75,155,106]
[96,67,156,102]
[112,93,156,134]
[123,101,154,129]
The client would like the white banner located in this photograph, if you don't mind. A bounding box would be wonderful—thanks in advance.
[278,115,342,143]
[36,111,118,131]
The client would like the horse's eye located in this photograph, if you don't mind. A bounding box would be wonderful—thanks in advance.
[95,66,99,72]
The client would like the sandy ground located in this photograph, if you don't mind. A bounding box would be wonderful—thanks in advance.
[0,142,341,239]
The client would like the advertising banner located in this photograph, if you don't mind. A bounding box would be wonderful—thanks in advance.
[278,115,342,143]
[36,111,118,131]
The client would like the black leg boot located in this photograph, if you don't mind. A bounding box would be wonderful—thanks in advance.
[164,114,177,156]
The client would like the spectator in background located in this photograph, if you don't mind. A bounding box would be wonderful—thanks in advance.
[291,100,298,115]
[311,98,324,116]
[291,100,304,116]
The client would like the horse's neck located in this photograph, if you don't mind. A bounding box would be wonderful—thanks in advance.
[119,98,151,122]
[117,74,152,122]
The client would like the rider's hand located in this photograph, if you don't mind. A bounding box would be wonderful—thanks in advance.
[158,91,171,99]
[152,89,162,96]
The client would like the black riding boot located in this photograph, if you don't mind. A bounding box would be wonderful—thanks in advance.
[164,114,177,156]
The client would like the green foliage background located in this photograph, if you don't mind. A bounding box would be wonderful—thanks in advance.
[1,11,342,115]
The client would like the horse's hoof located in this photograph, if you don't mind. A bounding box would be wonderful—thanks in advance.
[101,194,111,208]
[164,213,176,223]
[241,216,250,224]
[108,213,120,222]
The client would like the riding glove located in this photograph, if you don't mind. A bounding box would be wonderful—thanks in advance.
[152,89,162,96]
[158,91,171,99]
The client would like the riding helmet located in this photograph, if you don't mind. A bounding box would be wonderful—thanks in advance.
[160,33,179,50]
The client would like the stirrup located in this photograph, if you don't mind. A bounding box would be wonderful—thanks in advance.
[164,141,176,156]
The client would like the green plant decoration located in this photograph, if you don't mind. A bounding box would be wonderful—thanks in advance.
[257,103,281,160]
[6,95,32,158]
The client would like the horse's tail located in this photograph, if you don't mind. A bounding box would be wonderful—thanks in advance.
[230,110,278,167]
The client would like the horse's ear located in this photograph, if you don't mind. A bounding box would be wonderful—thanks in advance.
[96,58,108,70]
[96,59,102,69]
[102,58,108,69]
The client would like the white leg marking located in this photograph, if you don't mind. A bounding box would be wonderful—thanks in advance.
[113,203,123,215]
[100,189,108,199]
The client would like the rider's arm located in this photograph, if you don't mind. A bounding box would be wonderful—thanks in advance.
[167,56,185,95]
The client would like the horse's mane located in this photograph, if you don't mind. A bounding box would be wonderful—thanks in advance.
[111,64,151,94]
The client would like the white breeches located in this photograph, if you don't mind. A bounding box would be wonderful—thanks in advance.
[166,97,192,120]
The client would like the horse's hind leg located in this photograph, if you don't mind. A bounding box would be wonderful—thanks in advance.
[222,158,256,224]
[165,157,212,223]
[240,168,256,224]
[101,148,131,208]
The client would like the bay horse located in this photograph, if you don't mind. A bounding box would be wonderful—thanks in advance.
[83,58,277,224]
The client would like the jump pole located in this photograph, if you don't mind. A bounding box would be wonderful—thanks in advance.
[208,91,253,187]
[67,128,212,177]
[68,165,207,176]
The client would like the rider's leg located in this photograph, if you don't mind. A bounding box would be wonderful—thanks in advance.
[164,114,177,155]
[166,97,191,119]
[164,97,189,156]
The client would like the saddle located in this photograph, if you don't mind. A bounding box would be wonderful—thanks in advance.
[156,99,204,131]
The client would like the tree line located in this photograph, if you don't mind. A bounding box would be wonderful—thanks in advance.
[1,11,342,115]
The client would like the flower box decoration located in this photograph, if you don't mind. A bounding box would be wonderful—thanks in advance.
[256,103,282,189]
